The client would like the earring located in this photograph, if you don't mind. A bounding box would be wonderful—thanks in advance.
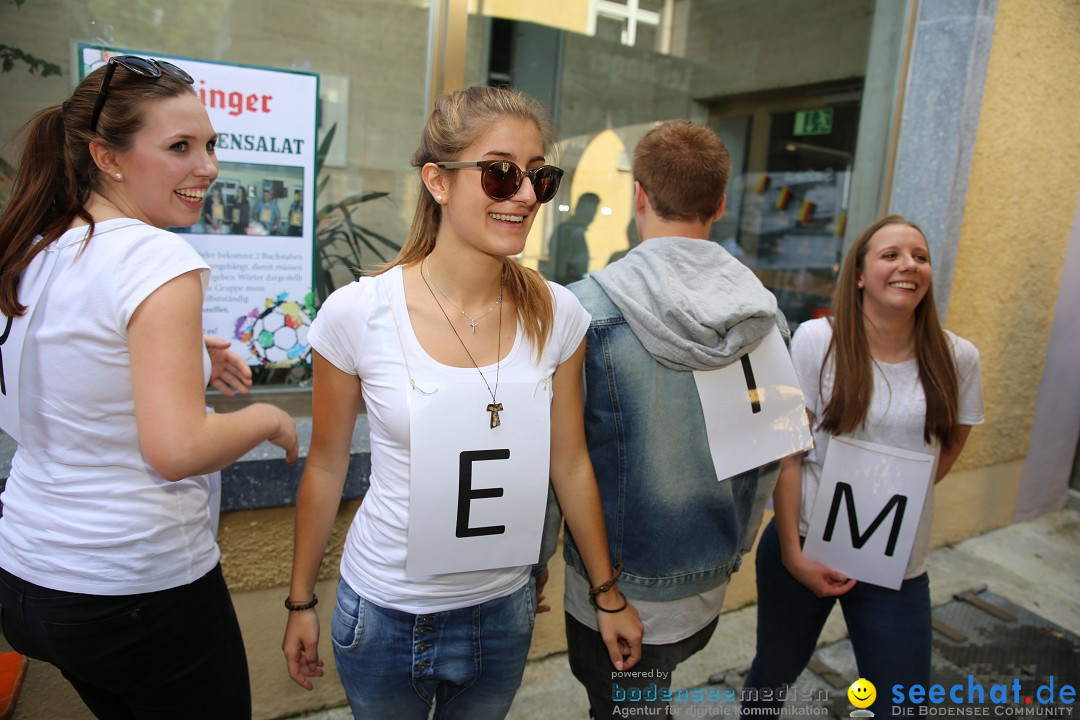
[436,195,443,202]
[114,172,123,181]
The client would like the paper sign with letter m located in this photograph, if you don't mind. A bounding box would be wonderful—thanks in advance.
[803,436,935,590]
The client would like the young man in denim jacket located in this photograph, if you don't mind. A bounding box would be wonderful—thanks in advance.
[561,121,786,718]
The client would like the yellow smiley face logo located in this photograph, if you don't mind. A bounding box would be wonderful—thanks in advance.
[848,678,876,709]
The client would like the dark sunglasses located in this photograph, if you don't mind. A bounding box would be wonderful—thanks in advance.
[436,160,563,204]
[89,55,195,133]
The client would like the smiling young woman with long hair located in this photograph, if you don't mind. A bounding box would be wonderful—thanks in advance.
[741,215,984,717]
[0,56,297,718]
[282,85,642,719]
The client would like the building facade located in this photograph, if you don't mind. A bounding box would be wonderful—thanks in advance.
[1,0,1077,717]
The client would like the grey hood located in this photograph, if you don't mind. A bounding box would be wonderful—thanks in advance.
[590,236,779,371]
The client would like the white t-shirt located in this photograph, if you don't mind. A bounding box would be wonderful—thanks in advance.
[308,265,590,613]
[793,317,984,578]
[0,219,217,594]
[564,563,728,645]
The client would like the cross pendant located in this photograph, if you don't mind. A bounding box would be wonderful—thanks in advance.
[486,402,504,429]
[470,320,478,334]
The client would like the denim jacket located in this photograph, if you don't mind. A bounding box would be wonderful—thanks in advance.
[559,274,782,602]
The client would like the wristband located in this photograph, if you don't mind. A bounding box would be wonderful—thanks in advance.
[587,562,624,600]
[284,593,318,611]
[590,590,629,614]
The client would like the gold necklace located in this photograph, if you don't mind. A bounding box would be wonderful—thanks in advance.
[423,260,502,334]
[421,258,504,428]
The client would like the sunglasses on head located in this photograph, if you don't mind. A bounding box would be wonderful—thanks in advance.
[89,55,195,133]
[436,160,563,204]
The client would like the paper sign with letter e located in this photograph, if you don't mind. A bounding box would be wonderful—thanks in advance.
[803,436,934,590]
[406,381,551,577]
[694,327,813,482]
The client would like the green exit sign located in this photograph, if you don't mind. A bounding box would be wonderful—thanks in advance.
[794,108,834,136]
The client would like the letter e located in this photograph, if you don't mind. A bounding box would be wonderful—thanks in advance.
[456,449,509,537]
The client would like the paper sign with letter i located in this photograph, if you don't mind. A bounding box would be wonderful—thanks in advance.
[694,326,813,483]
[802,436,934,590]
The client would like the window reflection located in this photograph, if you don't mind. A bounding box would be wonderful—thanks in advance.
[469,0,897,334]
[1,0,904,389]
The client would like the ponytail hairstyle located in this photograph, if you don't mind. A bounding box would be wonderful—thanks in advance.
[820,214,961,449]
[0,61,196,317]
[381,85,558,359]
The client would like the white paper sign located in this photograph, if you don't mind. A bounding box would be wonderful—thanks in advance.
[406,381,551,576]
[0,243,64,445]
[802,436,935,590]
[693,327,813,482]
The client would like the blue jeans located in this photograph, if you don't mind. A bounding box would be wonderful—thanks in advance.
[331,577,536,720]
[742,520,931,717]
[0,563,249,719]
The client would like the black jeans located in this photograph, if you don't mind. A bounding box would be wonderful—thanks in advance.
[566,611,719,718]
[741,519,931,717]
[0,563,250,719]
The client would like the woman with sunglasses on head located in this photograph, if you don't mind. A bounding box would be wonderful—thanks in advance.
[0,56,298,718]
[740,216,983,717]
[282,85,642,719]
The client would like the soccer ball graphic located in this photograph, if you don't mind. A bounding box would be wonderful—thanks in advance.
[234,292,313,367]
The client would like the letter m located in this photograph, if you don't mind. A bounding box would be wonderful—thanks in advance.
[822,482,907,557]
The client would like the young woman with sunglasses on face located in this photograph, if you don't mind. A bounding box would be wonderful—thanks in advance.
[0,56,298,718]
[282,85,643,719]
[740,216,984,717]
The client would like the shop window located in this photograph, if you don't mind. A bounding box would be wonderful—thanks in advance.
[591,0,666,51]
[468,0,896,337]
[713,83,863,330]
[0,0,430,395]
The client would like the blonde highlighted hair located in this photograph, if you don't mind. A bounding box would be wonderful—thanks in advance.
[380,86,559,359]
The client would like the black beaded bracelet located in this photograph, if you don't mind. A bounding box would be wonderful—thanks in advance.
[590,589,629,614]
[284,593,318,611]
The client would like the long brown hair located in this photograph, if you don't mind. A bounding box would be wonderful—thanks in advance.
[380,85,557,359]
[0,61,196,317]
[819,215,961,448]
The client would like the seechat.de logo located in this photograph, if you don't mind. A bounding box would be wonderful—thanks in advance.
[889,676,1075,716]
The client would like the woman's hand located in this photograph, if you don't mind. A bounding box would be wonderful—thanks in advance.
[595,590,644,671]
[264,404,299,465]
[782,550,856,598]
[205,335,252,396]
[534,567,552,614]
[771,447,852,597]
[546,340,643,668]
[283,610,324,690]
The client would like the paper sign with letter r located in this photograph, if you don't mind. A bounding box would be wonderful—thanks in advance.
[803,436,934,590]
